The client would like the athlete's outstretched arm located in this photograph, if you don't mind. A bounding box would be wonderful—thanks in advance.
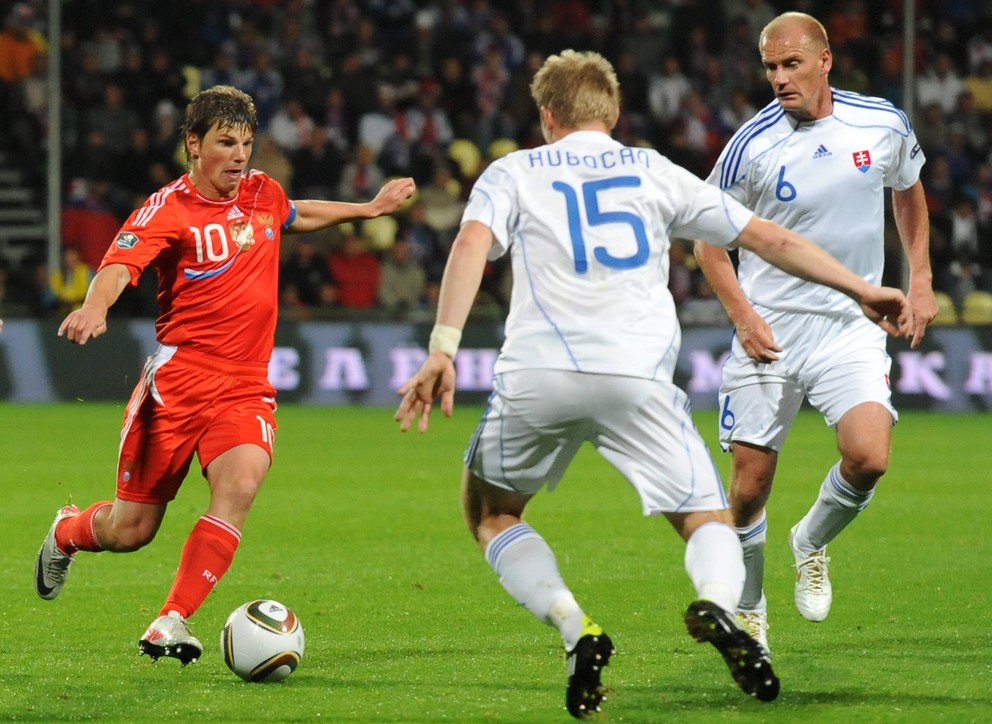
[58,263,132,345]
[289,177,416,233]
[395,220,494,433]
[892,180,937,348]
[694,240,781,363]
[734,217,912,337]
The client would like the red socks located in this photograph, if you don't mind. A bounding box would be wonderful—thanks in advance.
[56,502,112,554]
[159,515,241,619]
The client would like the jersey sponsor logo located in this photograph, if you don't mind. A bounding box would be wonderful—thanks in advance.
[852,149,872,173]
[116,231,139,249]
[227,204,245,220]
[910,143,921,159]
[812,144,832,159]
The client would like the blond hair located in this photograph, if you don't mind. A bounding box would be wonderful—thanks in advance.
[529,50,620,130]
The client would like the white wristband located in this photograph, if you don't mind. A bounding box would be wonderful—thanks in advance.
[428,324,461,358]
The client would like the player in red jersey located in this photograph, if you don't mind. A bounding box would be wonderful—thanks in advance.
[33,85,415,664]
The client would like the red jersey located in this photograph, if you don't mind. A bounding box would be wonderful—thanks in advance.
[100,170,295,364]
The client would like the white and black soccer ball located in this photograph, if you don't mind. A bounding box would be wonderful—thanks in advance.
[221,599,305,682]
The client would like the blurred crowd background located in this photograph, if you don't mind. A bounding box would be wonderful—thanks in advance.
[0,0,990,325]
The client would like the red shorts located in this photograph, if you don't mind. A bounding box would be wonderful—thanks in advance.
[116,345,278,505]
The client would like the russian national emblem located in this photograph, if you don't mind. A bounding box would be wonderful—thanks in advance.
[852,150,871,174]
[230,220,256,251]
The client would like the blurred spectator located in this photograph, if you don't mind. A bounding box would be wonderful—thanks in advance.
[269,98,316,153]
[116,126,180,201]
[337,144,385,205]
[915,101,949,155]
[241,48,284,128]
[474,10,526,74]
[648,55,692,126]
[292,125,344,200]
[830,48,871,94]
[404,79,455,182]
[283,47,332,118]
[116,45,160,125]
[679,269,730,326]
[965,21,992,72]
[923,155,957,217]
[937,194,990,310]
[249,132,294,191]
[614,49,651,136]
[65,128,120,185]
[436,55,478,140]
[472,44,514,151]
[963,59,992,112]
[825,0,869,54]
[943,123,977,185]
[668,241,693,306]
[143,45,187,117]
[398,200,446,282]
[962,161,992,237]
[61,179,125,269]
[320,85,352,153]
[724,0,777,40]
[0,2,46,175]
[419,163,464,239]
[48,246,94,315]
[199,48,241,93]
[871,50,905,108]
[377,238,426,313]
[85,82,141,157]
[328,232,381,309]
[319,0,364,59]
[617,9,666,74]
[917,51,965,113]
[279,236,337,311]
[718,89,757,137]
[378,49,420,109]
[357,84,410,175]
[951,90,989,153]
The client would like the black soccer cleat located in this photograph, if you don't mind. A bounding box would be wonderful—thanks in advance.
[684,599,780,701]
[565,617,615,719]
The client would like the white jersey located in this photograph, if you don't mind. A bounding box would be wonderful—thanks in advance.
[707,88,925,316]
[462,130,754,380]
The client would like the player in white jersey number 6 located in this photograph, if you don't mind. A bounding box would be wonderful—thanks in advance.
[395,50,912,719]
[694,12,938,656]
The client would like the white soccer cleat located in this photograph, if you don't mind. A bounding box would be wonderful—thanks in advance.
[789,524,832,621]
[34,504,80,600]
[139,611,204,665]
[738,610,770,657]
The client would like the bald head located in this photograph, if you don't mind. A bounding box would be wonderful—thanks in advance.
[758,12,833,121]
[760,12,829,53]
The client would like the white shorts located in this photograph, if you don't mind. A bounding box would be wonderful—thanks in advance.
[465,369,728,515]
[717,308,897,452]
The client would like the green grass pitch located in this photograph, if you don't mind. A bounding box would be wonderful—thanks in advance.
[2,403,989,722]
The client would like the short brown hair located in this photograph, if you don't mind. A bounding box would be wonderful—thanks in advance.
[180,85,258,167]
[530,50,620,130]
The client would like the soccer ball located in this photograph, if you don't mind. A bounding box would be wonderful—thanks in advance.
[221,599,305,682]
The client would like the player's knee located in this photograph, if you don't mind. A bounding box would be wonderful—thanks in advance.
[108,522,156,552]
[843,449,889,487]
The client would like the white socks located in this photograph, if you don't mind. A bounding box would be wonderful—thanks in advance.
[485,523,585,649]
[735,511,767,612]
[685,521,745,614]
[793,461,874,553]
